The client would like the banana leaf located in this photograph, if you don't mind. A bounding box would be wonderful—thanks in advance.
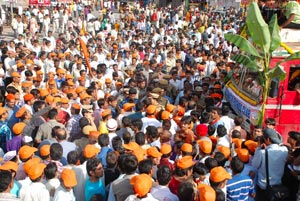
[267,65,286,81]
[231,54,259,71]
[246,2,271,54]
[224,33,262,58]
[268,14,281,53]
[281,51,300,63]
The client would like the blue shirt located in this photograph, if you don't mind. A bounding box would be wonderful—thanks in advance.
[252,144,288,189]
[10,180,21,197]
[6,106,20,130]
[97,147,112,168]
[85,177,106,201]
[0,121,12,152]
[226,174,255,201]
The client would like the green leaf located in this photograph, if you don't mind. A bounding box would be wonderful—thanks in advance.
[231,54,259,71]
[268,14,281,53]
[246,2,271,54]
[224,33,262,58]
[282,51,300,63]
[267,65,286,81]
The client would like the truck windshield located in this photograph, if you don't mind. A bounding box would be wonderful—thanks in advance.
[232,65,262,100]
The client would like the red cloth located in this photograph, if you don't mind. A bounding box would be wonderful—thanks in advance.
[158,158,174,171]
[169,176,181,195]
[57,110,70,125]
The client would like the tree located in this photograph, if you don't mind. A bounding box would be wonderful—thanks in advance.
[224,1,300,125]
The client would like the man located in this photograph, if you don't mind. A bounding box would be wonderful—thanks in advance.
[209,166,232,198]
[85,158,106,201]
[226,157,255,200]
[5,94,19,130]
[66,103,82,141]
[252,128,288,200]
[279,0,300,29]
[19,162,49,201]
[210,107,225,131]
[151,166,179,201]
[141,105,161,133]
[0,107,11,152]
[23,93,35,114]
[108,154,138,201]
[7,72,23,94]
[53,169,77,201]
[55,127,77,165]
[0,170,19,200]
[169,156,195,195]
[35,109,65,144]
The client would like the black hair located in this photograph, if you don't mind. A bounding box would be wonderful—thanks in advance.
[122,154,138,175]
[208,125,216,136]
[201,112,210,123]
[135,132,146,145]
[204,157,218,171]
[106,151,118,168]
[178,182,194,201]
[135,101,144,112]
[24,70,33,77]
[131,119,143,131]
[50,143,63,161]
[48,108,58,119]
[86,158,102,177]
[222,104,231,116]
[122,116,131,127]
[215,188,226,201]
[157,166,172,186]
[97,98,106,108]
[138,159,153,174]
[122,132,132,144]
[265,118,276,126]
[214,152,227,167]
[111,136,124,154]
[174,166,192,177]
[44,163,58,180]
[181,116,193,125]
[217,125,227,137]
[67,151,79,165]
[32,100,45,112]
[0,170,12,192]
[79,117,90,129]
[146,126,158,140]
[55,128,67,140]
[230,156,244,174]
[232,130,241,139]
[193,162,208,179]
[98,134,109,147]
[234,116,243,126]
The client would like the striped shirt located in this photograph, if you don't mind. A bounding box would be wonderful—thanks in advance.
[226,174,255,201]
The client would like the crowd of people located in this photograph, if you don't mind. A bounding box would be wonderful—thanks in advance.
[0,0,300,201]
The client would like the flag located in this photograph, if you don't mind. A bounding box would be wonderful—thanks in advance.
[79,37,93,78]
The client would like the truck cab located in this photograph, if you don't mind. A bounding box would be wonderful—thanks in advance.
[224,29,300,142]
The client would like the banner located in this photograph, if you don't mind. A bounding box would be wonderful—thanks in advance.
[57,0,72,3]
[29,0,51,6]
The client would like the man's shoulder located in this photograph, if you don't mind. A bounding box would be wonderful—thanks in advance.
[228,174,253,186]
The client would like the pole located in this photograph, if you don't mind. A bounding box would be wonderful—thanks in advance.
[10,1,13,20]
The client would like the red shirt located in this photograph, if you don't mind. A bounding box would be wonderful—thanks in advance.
[57,110,70,125]
[159,158,174,171]
[169,176,181,195]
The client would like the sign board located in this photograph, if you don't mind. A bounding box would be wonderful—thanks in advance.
[57,0,72,3]
[224,85,260,125]
[29,0,50,6]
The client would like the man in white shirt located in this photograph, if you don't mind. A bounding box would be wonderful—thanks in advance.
[19,163,50,201]
[151,166,179,201]
[53,169,77,201]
